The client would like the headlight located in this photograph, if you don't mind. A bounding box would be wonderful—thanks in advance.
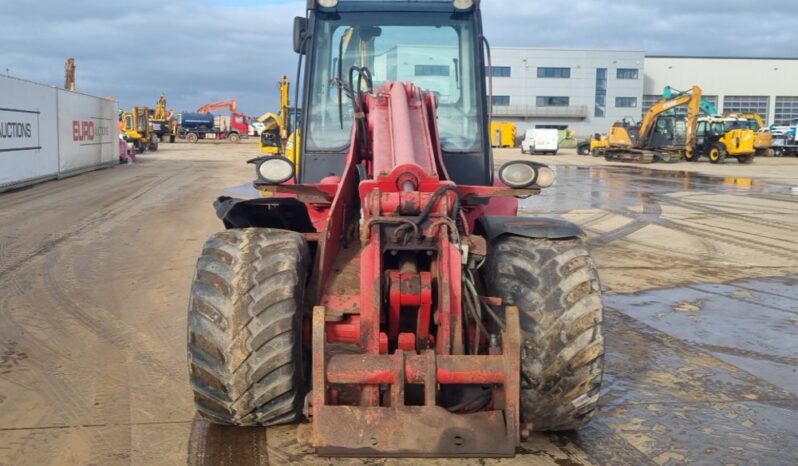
[318,0,339,7]
[453,0,475,9]
[255,156,295,184]
[498,161,556,189]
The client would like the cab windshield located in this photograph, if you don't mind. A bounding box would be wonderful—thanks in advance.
[722,120,757,132]
[306,12,482,153]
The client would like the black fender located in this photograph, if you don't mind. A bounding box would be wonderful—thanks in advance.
[214,196,314,232]
[476,216,584,242]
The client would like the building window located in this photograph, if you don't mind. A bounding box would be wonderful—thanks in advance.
[486,66,511,78]
[537,96,570,107]
[616,97,638,108]
[537,67,571,79]
[774,97,798,125]
[595,68,607,117]
[492,96,511,106]
[415,65,449,77]
[723,96,769,123]
[616,68,639,79]
[642,95,660,115]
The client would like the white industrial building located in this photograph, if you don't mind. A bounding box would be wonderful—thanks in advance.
[644,56,798,126]
[489,47,645,136]
[487,47,798,136]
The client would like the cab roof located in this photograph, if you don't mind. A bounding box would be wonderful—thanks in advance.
[307,0,480,13]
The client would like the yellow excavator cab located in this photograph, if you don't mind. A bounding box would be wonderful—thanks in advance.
[607,122,634,148]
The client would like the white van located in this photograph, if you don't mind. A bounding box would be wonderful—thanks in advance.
[521,128,559,155]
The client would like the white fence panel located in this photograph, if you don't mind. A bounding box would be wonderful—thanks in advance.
[57,90,119,175]
[0,76,59,189]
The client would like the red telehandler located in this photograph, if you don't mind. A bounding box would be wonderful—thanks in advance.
[187,0,604,457]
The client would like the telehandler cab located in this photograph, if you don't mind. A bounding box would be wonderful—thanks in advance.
[187,0,604,457]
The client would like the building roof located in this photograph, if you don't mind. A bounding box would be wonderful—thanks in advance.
[494,46,645,53]
[646,55,798,61]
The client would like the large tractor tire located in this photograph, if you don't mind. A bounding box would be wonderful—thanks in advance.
[737,154,755,164]
[187,229,310,426]
[484,236,604,431]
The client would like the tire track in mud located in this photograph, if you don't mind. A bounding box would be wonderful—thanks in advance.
[655,216,798,259]
[0,316,112,466]
[0,172,203,465]
[588,194,663,247]
[657,195,798,233]
[0,238,26,298]
[696,343,798,367]
[0,174,177,280]
[187,417,270,466]
[40,234,180,381]
[587,191,798,262]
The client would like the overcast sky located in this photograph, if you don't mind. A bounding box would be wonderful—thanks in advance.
[1,0,796,116]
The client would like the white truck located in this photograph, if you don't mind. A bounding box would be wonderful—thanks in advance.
[521,128,559,155]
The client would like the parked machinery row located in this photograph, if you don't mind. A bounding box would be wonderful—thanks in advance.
[578,85,770,164]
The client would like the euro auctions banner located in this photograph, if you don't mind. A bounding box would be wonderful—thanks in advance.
[0,75,118,191]
[0,75,58,189]
[57,89,118,174]
[0,108,40,153]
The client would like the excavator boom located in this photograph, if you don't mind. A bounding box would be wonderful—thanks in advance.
[154,94,168,120]
[663,86,717,115]
[640,85,702,149]
[196,99,238,114]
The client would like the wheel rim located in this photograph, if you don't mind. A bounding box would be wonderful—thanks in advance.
[710,148,719,161]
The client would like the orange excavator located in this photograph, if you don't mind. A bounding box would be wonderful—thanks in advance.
[600,85,703,163]
[196,99,238,114]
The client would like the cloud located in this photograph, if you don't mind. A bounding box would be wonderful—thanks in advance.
[1,0,304,115]
[1,0,796,116]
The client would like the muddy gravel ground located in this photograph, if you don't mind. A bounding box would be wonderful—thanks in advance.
[1,142,796,465]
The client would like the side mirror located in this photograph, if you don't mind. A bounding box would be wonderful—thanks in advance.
[293,17,308,54]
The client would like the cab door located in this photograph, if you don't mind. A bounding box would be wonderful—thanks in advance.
[695,121,708,152]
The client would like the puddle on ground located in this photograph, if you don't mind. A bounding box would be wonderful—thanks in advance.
[605,275,798,396]
[519,165,793,213]
[582,275,798,465]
